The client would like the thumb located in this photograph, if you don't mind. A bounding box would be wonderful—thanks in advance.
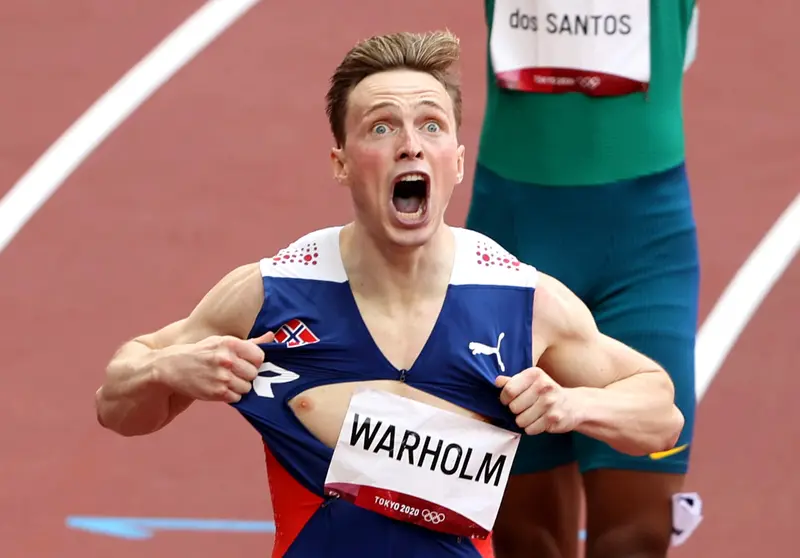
[249,330,275,345]
[495,375,511,388]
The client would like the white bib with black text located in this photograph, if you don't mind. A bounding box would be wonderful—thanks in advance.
[323,389,521,538]
[490,0,699,96]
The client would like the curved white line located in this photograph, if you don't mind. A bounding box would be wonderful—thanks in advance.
[0,0,796,408]
[695,193,800,400]
[0,0,261,253]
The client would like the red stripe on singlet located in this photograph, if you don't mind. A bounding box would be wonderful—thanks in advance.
[263,442,495,557]
[263,442,323,557]
[474,533,495,558]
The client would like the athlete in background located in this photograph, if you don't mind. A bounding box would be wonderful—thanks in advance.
[466,1,701,557]
[94,30,684,557]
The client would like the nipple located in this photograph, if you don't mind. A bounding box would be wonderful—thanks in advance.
[293,395,313,412]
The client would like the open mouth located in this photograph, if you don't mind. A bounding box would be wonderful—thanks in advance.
[391,172,429,222]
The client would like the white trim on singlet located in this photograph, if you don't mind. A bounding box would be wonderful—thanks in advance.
[259,226,348,283]
[450,228,538,289]
[258,225,537,289]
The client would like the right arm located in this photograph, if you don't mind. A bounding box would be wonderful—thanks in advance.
[95,262,270,437]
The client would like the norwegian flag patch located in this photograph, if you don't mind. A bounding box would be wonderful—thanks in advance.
[274,319,320,348]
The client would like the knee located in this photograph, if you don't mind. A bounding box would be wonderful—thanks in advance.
[585,524,671,558]
[492,523,564,558]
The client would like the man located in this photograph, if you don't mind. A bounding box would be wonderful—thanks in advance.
[467,1,701,557]
[94,30,683,557]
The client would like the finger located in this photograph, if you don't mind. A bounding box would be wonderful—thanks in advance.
[495,375,511,388]
[226,373,253,396]
[498,370,537,406]
[528,407,567,435]
[230,357,259,382]
[221,389,243,404]
[227,337,266,368]
[513,394,550,431]
[249,331,275,345]
[211,348,236,370]
[206,383,240,403]
[499,376,527,406]
[515,375,556,411]
[522,413,550,436]
[506,383,541,415]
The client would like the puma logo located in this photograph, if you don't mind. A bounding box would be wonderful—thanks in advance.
[468,332,505,373]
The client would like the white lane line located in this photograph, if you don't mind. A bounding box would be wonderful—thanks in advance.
[0,0,261,253]
[695,193,800,400]
[0,0,796,408]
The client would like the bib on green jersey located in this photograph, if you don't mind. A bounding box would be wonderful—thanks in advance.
[477,0,699,186]
[489,0,697,96]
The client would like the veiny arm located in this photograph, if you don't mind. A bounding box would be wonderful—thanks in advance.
[95,262,265,437]
[532,273,684,456]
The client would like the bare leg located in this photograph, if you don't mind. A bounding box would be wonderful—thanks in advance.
[492,463,582,558]
[582,469,685,558]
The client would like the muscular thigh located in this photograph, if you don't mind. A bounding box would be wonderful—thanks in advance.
[469,165,612,555]
[574,164,700,556]
[574,163,700,476]
[469,163,700,556]
[473,165,700,472]
[582,469,686,557]
[493,464,582,558]
[469,164,597,477]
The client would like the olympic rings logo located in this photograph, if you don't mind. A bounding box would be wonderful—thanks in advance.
[579,76,601,90]
[422,509,446,524]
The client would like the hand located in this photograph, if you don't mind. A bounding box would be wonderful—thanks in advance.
[496,367,578,435]
[155,331,275,403]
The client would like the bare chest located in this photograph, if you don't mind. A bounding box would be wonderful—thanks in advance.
[355,298,443,371]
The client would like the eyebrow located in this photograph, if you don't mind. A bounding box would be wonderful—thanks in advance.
[363,99,448,119]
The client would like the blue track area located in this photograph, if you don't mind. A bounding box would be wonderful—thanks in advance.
[65,516,276,540]
[65,515,588,542]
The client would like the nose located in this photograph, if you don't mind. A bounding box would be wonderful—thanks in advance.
[395,128,424,161]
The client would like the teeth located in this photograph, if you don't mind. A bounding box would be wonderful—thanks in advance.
[398,173,426,182]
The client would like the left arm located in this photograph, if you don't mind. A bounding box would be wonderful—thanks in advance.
[498,273,684,456]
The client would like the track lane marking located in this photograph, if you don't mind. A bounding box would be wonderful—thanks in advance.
[695,193,800,399]
[0,0,796,541]
[0,0,261,253]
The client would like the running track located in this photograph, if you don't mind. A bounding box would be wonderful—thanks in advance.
[1,1,797,556]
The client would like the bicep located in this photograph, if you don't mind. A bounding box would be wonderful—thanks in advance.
[533,273,662,389]
[135,262,264,350]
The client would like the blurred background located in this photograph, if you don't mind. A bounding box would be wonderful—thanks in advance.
[1,1,797,556]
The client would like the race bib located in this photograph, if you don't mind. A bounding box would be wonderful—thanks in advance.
[323,389,521,538]
[490,0,699,96]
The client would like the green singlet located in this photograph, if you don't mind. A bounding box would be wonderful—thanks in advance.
[478,0,698,186]
[467,1,701,479]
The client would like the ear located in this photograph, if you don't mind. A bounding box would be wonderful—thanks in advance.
[330,146,347,185]
[455,144,466,184]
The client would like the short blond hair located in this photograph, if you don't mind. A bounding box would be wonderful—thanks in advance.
[325,30,462,147]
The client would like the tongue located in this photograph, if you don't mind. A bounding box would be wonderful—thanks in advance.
[393,196,422,214]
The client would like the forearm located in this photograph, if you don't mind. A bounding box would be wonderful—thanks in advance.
[95,340,185,437]
[570,371,684,456]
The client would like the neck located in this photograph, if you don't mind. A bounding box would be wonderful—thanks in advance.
[340,221,455,304]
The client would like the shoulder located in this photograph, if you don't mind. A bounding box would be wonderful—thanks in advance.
[258,226,347,283]
[184,222,343,339]
[450,227,537,289]
[185,262,265,338]
[141,261,264,347]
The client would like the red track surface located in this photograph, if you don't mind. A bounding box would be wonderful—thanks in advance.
[1,1,797,557]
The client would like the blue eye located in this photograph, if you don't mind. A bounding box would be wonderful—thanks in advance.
[425,122,440,133]
[374,123,389,134]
